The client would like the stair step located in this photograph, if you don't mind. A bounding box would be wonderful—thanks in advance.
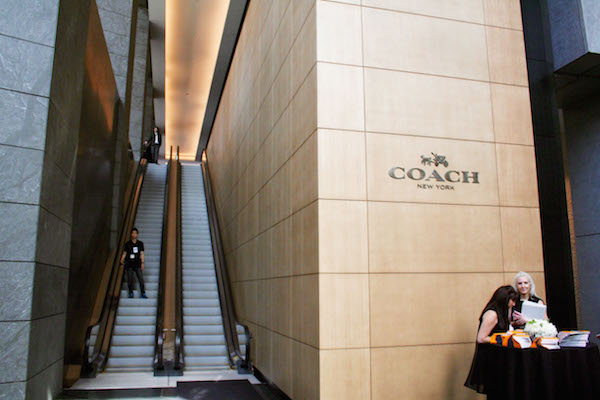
[183,283,219,291]
[111,335,155,346]
[184,345,227,357]
[184,356,229,367]
[105,357,153,369]
[115,315,156,326]
[183,298,220,307]
[184,315,223,325]
[117,307,157,316]
[113,325,155,335]
[184,335,226,346]
[109,345,154,357]
[183,291,219,300]
[183,306,222,316]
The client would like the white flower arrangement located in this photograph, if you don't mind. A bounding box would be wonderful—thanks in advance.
[524,319,558,338]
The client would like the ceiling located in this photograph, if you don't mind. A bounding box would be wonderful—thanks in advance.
[148,0,230,160]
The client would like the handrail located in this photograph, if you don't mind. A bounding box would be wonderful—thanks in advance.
[82,157,148,377]
[174,146,184,370]
[153,147,172,373]
[200,151,252,373]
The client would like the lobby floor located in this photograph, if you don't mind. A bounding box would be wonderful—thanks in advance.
[60,370,288,399]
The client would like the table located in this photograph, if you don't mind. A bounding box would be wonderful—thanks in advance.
[465,343,600,400]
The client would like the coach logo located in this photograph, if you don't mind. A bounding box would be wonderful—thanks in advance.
[421,153,448,167]
[388,153,480,190]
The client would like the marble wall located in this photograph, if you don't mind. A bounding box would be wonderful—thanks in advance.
[547,0,600,70]
[96,0,136,104]
[129,5,150,160]
[64,0,120,369]
[0,0,132,397]
[207,0,545,399]
[0,0,92,398]
[563,95,600,343]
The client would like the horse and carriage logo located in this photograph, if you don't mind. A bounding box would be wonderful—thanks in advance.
[421,153,448,168]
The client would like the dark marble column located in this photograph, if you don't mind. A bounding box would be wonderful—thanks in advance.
[129,5,150,160]
[96,0,136,106]
[0,0,90,398]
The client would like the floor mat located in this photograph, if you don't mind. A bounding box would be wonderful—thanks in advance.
[176,380,263,400]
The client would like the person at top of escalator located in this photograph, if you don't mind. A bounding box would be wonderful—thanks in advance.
[145,126,162,164]
[120,227,147,299]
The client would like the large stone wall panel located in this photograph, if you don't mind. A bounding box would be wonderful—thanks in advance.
[364,68,494,141]
[0,35,54,97]
[362,0,484,23]
[0,262,34,321]
[97,0,134,17]
[371,344,481,400]
[26,313,65,379]
[39,158,75,224]
[0,0,59,46]
[0,89,48,150]
[0,321,30,382]
[24,359,62,400]
[0,145,43,204]
[363,7,489,80]
[31,263,68,319]
[36,207,71,268]
[0,203,39,262]
[0,381,25,399]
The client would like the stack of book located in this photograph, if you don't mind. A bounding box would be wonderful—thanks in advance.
[509,333,532,348]
[532,336,560,350]
[558,331,590,347]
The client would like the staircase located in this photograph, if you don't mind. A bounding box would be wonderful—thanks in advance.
[181,164,232,370]
[104,163,167,372]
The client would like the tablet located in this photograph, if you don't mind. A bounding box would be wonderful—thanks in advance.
[521,300,546,320]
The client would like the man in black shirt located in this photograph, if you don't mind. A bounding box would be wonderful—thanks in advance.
[145,126,161,164]
[121,227,147,298]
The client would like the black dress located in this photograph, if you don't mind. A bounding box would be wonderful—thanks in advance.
[465,306,509,393]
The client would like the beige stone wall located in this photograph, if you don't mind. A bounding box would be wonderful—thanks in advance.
[206,0,318,398]
[206,0,545,399]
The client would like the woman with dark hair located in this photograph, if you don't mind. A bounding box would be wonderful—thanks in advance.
[466,286,519,393]
[476,285,519,343]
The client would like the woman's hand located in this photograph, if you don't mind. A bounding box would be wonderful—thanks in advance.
[477,310,498,344]
[512,310,528,326]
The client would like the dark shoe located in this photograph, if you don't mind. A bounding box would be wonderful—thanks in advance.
[141,293,148,299]
[128,292,134,298]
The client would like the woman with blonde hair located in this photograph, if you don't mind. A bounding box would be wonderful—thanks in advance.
[511,271,544,327]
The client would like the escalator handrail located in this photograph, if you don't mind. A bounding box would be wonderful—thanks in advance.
[82,157,148,377]
[174,148,185,370]
[153,148,172,372]
[200,153,252,371]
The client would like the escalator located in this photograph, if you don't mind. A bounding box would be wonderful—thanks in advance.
[104,163,166,371]
[181,164,244,370]
[83,158,168,377]
[81,153,250,379]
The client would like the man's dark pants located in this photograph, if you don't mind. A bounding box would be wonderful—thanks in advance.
[125,264,145,295]
[151,144,160,163]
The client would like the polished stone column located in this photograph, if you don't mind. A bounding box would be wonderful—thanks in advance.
[129,5,150,160]
[97,1,138,247]
[96,0,136,104]
[0,0,92,398]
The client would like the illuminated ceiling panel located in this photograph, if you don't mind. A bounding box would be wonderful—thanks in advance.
[164,0,230,160]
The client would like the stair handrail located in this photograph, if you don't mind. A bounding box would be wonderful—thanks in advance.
[82,157,148,377]
[153,147,171,373]
[174,147,185,370]
[200,151,252,372]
